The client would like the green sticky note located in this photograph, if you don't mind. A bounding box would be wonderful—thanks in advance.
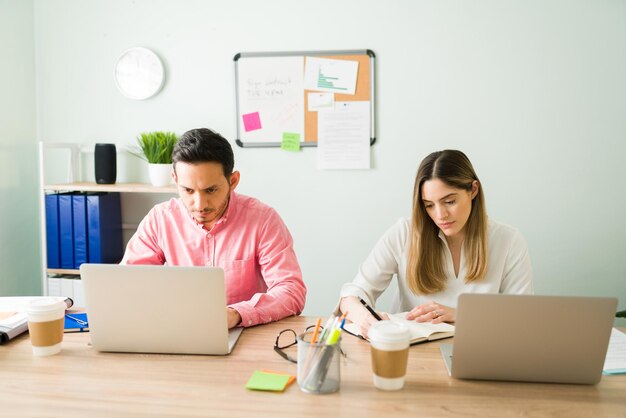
[245,370,291,392]
[281,132,301,152]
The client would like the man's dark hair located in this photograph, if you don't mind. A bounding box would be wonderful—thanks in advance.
[172,128,234,177]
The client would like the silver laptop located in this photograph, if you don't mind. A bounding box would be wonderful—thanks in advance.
[440,294,617,384]
[80,264,243,355]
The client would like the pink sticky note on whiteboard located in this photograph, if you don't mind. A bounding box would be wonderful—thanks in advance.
[242,112,262,132]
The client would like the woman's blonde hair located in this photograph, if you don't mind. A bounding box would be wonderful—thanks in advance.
[406,150,487,295]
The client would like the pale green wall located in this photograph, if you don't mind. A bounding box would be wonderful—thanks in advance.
[25,0,626,324]
[0,0,41,295]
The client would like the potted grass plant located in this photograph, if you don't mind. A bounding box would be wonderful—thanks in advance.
[135,131,178,186]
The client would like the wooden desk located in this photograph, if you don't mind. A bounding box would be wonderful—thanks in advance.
[1,316,624,417]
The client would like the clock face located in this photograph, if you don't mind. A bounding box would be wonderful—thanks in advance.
[114,47,165,100]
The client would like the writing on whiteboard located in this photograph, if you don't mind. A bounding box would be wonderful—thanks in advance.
[246,77,294,99]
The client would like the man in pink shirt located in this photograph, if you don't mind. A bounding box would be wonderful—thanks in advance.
[122,128,306,328]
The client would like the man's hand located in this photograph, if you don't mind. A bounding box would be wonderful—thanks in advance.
[227,307,242,329]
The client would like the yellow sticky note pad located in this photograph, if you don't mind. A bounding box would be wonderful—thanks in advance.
[281,132,301,152]
[245,370,292,392]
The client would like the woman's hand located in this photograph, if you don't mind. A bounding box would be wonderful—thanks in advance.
[405,301,456,324]
[340,296,389,339]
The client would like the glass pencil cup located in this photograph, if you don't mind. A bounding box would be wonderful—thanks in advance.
[297,332,341,394]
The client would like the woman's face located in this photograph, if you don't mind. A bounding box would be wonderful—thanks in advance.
[421,178,478,242]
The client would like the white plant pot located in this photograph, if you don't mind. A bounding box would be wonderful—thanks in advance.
[148,163,173,187]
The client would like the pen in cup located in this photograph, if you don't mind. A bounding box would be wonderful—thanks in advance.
[318,314,338,343]
[302,314,345,392]
[311,318,322,343]
[359,297,383,321]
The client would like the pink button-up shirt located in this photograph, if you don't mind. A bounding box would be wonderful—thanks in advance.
[121,192,306,327]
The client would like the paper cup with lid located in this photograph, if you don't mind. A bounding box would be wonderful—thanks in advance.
[27,298,66,356]
[368,320,411,390]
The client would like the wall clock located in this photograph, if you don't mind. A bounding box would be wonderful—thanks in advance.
[114,47,165,100]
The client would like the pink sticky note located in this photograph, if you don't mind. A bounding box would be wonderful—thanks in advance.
[242,112,262,132]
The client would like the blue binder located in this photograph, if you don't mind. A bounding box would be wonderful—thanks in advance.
[44,193,61,269]
[72,193,88,268]
[87,193,123,263]
[58,193,75,269]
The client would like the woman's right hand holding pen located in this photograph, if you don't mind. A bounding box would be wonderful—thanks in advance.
[339,296,389,339]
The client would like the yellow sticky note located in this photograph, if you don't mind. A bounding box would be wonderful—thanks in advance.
[281,132,301,152]
[245,370,292,392]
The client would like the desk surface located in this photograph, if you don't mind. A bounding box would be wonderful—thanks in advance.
[1,316,625,417]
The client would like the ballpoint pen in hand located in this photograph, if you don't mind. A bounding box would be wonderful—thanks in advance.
[359,297,383,321]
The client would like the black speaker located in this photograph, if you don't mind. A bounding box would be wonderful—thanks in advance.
[94,143,117,184]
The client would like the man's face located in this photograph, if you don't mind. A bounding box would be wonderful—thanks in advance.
[173,161,240,229]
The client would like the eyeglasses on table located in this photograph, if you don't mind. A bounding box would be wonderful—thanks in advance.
[274,325,347,363]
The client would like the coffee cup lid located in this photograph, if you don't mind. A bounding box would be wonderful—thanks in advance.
[368,321,410,344]
[28,298,66,313]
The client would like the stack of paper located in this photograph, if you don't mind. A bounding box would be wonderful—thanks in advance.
[603,328,626,375]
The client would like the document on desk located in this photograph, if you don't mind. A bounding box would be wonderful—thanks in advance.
[603,328,626,375]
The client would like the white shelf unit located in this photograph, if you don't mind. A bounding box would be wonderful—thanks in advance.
[38,142,177,296]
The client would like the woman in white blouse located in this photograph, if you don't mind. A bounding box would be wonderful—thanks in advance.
[339,150,533,337]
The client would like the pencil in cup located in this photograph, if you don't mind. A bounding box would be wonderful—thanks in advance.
[297,333,341,393]
[300,318,323,379]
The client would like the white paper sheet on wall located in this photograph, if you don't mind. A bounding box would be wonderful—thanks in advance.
[317,101,370,170]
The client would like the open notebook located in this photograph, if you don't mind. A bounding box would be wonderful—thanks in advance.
[344,312,454,345]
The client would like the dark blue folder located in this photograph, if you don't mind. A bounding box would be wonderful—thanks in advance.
[87,193,123,263]
[72,193,88,268]
[44,193,61,269]
[58,193,75,269]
